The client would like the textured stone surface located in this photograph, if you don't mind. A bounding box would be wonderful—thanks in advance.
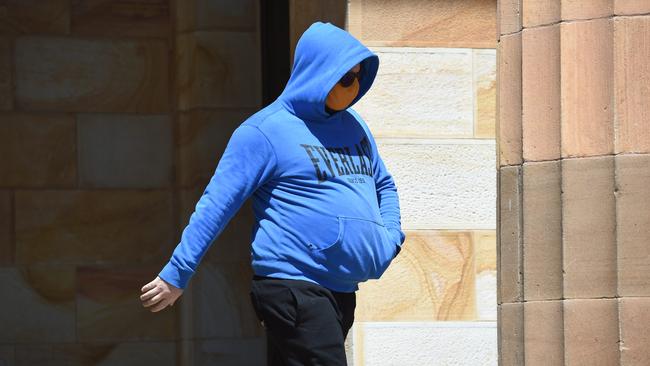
[564,299,620,365]
[475,231,497,320]
[498,33,523,166]
[77,114,172,188]
[561,18,614,158]
[522,161,562,301]
[347,0,497,48]
[354,47,474,139]
[358,322,497,365]
[0,191,12,266]
[522,25,561,162]
[0,0,70,34]
[176,0,257,33]
[71,0,170,38]
[0,113,77,188]
[474,49,497,139]
[292,0,347,63]
[377,139,496,230]
[0,345,13,365]
[356,231,476,321]
[190,261,262,339]
[498,166,522,304]
[176,31,261,111]
[77,265,176,342]
[15,190,174,265]
[522,0,560,28]
[616,154,650,296]
[498,0,522,35]
[12,341,176,366]
[562,156,616,299]
[614,0,650,14]
[498,303,524,366]
[15,36,169,113]
[524,300,564,365]
[614,16,650,154]
[178,188,255,265]
[561,0,613,20]
[0,266,75,343]
[177,109,255,188]
[0,37,11,110]
[620,297,650,365]
[191,337,265,365]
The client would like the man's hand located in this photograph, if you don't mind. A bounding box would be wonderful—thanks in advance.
[140,276,184,312]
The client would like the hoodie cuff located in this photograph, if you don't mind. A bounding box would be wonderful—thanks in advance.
[387,226,406,249]
[158,261,191,290]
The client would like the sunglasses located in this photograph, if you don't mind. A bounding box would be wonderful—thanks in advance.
[338,69,362,87]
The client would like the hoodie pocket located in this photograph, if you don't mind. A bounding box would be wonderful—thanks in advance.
[308,215,396,282]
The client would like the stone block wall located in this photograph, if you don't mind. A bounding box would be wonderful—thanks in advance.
[346,1,498,365]
[0,1,265,365]
[497,1,650,365]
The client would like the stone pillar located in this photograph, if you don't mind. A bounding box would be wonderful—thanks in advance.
[497,1,650,365]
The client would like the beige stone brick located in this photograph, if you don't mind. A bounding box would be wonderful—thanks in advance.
[0,0,70,34]
[354,48,474,139]
[475,231,497,320]
[14,190,174,266]
[176,0,257,33]
[0,190,11,266]
[0,113,76,188]
[291,0,346,63]
[0,346,13,365]
[0,37,12,110]
[564,299,620,365]
[616,154,650,296]
[179,187,255,265]
[522,0,560,28]
[176,31,261,111]
[615,0,650,14]
[356,230,476,321]
[498,303,524,366]
[522,161,562,301]
[191,261,263,339]
[620,297,650,364]
[474,49,497,139]
[614,16,650,154]
[561,18,614,158]
[561,0,613,20]
[77,114,173,188]
[71,0,170,38]
[498,166,522,304]
[0,265,75,342]
[562,156,616,299]
[522,25,561,162]
[14,342,177,366]
[177,109,259,188]
[498,33,523,166]
[192,338,265,365]
[498,0,522,35]
[347,0,496,48]
[15,37,168,113]
[77,265,176,341]
[524,300,564,365]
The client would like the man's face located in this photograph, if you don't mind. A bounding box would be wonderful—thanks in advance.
[325,63,362,111]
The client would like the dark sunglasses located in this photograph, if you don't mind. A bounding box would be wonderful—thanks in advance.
[338,69,362,87]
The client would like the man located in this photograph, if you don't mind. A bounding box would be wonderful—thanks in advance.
[140,21,405,365]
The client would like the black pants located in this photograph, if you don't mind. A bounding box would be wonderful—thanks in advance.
[249,275,356,366]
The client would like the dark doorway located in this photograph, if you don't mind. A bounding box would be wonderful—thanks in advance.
[260,0,291,107]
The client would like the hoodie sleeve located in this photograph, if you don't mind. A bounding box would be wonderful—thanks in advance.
[158,125,278,289]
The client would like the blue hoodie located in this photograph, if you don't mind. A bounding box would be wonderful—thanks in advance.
[158,21,406,293]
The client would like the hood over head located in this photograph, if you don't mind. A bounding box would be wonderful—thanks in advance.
[278,21,379,121]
